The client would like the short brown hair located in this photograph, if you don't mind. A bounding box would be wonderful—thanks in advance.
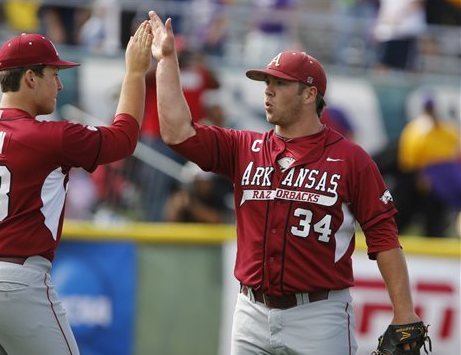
[298,82,326,117]
[0,65,45,92]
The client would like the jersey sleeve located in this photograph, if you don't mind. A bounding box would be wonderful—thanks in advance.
[169,122,239,179]
[60,113,139,172]
[349,148,400,258]
[95,113,139,165]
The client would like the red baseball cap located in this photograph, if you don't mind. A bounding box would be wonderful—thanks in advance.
[0,33,79,71]
[246,51,327,96]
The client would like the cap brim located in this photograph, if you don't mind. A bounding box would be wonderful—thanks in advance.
[0,59,80,71]
[246,68,298,82]
[46,59,80,69]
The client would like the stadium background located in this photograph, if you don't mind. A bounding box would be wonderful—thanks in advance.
[0,0,459,354]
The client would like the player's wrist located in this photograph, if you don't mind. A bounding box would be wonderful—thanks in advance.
[391,312,421,325]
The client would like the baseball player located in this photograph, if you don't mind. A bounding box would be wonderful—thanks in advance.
[0,22,152,355]
[148,10,428,355]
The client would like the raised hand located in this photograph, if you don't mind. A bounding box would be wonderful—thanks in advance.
[148,10,175,61]
[126,20,153,75]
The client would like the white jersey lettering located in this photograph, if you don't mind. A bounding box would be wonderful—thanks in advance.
[281,168,295,186]
[293,168,309,187]
[0,131,6,154]
[251,166,274,186]
[305,169,319,188]
[241,161,254,185]
[251,139,263,152]
[315,171,328,192]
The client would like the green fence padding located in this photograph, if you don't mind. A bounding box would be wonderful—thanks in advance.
[134,244,223,355]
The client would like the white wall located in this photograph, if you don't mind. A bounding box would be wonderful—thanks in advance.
[220,241,460,355]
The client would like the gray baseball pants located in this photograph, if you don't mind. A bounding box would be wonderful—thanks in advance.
[0,256,79,355]
[231,288,357,355]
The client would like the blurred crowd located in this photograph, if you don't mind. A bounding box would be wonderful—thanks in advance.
[0,0,459,237]
[0,0,459,67]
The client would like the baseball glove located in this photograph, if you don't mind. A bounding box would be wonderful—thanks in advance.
[371,321,432,354]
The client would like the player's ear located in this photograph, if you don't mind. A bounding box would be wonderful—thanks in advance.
[304,85,317,104]
[23,69,36,89]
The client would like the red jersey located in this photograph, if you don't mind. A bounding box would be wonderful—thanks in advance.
[171,123,400,295]
[0,108,139,261]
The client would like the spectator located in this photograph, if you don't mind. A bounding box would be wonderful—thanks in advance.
[90,158,142,222]
[77,0,121,55]
[65,169,98,220]
[333,0,379,67]
[38,3,90,45]
[163,97,234,223]
[2,0,40,33]
[394,95,460,236]
[373,0,427,71]
[242,0,301,66]
[320,105,356,141]
[192,0,233,57]
[164,161,234,223]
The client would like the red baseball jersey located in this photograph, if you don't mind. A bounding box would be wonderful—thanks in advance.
[171,123,400,295]
[0,108,139,261]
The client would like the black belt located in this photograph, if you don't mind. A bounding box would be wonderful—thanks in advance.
[0,257,27,265]
[241,285,329,310]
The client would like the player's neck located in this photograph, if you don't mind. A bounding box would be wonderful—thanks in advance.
[0,93,36,117]
[275,117,324,139]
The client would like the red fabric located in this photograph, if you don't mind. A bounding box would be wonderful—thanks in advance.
[0,109,138,260]
[171,124,399,295]
[0,33,79,70]
[246,51,327,96]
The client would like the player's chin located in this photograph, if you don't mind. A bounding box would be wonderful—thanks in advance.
[266,112,279,125]
[265,110,273,121]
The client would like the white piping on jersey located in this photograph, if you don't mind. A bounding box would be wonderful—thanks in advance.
[40,167,67,241]
[0,131,6,154]
[334,203,356,263]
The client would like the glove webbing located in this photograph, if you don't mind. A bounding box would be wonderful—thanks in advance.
[371,324,432,355]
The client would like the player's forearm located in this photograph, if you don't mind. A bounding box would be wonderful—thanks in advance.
[116,72,146,126]
[156,55,195,145]
[376,248,419,324]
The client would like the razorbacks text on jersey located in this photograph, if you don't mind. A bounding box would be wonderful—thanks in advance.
[171,122,400,295]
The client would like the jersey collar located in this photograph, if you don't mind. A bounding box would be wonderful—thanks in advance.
[0,108,35,120]
[269,127,344,166]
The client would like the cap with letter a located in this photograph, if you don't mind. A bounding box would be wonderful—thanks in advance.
[246,51,327,96]
[0,33,80,71]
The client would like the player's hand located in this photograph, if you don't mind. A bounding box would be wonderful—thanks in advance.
[390,312,423,351]
[125,20,153,75]
[148,10,175,61]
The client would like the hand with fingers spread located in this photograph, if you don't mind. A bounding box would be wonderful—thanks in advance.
[126,20,153,75]
[148,10,176,61]
[145,10,196,146]
[116,19,153,125]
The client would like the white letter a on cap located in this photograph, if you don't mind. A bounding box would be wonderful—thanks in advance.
[268,53,282,67]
